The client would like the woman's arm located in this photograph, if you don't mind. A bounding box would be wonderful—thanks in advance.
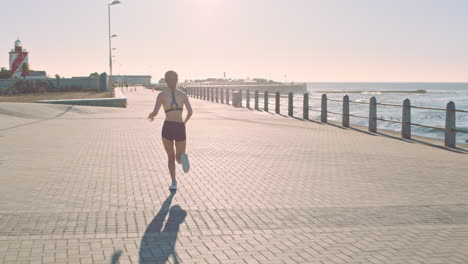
[147,93,162,121]
[183,94,193,124]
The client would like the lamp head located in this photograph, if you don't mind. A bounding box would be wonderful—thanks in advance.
[110,1,121,5]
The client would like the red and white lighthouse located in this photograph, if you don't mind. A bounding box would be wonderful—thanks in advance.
[9,39,29,78]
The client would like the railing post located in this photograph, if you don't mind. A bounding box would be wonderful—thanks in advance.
[343,95,349,127]
[255,90,259,110]
[369,96,377,132]
[288,92,293,116]
[303,93,309,120]
[275,91,280,114]
[246,90,250,108]
[239,89,243,107]
[221,88,224,103]
[226,89,230,105]
[264,91,269,112]
[445,101,456,148]
[321,94,327,123]
[402,99,411,139]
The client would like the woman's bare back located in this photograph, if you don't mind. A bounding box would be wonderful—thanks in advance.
[159,89,187,123]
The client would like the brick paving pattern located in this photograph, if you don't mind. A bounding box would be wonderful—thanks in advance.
[1,87,467,263]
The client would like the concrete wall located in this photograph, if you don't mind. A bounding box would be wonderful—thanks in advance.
[51,77,100,91]
[0,79,18,89]
[0,77,102,91]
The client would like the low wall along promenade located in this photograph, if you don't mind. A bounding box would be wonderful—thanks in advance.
[0,74,108,92]
[0,79,17,89]
[0,75,128,108]
[36,87,127,108]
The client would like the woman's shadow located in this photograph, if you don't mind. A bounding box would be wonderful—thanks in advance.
[137,190,187,264]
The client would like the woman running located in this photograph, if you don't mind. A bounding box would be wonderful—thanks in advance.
[147,71,193,191]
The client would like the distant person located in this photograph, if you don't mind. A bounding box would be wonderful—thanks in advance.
[125,82,128,91]
[147,70,193,191]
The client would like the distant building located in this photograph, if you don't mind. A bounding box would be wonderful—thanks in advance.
[27,71,47,79]
[9,40,29,78]
[111,75,152,85]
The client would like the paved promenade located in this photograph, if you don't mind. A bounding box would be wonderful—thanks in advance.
[1,87,468,264]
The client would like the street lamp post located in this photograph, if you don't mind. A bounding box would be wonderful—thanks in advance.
[108,0,121,79]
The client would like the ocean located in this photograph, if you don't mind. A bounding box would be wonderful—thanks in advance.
[286,83,468,144]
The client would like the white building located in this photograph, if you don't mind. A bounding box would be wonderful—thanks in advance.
[111,75,152,85]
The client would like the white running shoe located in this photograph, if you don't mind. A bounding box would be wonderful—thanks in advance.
[180,153,190,173]
[169,182,177,191]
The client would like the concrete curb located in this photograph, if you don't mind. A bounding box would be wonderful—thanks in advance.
[35,88,127,108]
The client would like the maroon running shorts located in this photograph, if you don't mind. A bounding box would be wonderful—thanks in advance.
[162,121,186,142]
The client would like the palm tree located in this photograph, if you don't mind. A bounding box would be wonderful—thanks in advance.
[21,63,30,79]
[89,72,100,78]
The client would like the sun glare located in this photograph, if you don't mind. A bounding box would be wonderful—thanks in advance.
[191,0,224,17]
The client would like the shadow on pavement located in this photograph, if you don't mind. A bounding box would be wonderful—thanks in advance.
[111,250,122,264]
[138,190,187,264]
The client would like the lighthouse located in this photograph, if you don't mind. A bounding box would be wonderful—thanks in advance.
[9,39,29,78]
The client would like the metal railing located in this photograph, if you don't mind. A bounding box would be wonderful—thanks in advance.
[185,86,468,148]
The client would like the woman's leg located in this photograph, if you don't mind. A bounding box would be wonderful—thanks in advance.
[162,138,176,182]
[175,141,186,164]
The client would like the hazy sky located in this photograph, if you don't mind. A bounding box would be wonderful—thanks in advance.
[1,0,467,82]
